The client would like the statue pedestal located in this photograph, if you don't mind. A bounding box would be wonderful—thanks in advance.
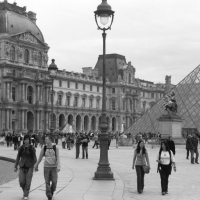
[158,115,185,144]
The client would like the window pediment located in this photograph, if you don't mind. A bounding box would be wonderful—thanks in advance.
[57,91,64,96]
[66,92,72,96]
[74,93,80,97]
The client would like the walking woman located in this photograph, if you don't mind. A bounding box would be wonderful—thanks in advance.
[132,141,150,194]
[14,134,37,200]
[157,140,176,195]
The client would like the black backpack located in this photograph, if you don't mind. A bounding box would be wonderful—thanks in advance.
[43,145,57,159]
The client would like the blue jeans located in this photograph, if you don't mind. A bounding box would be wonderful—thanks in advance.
[19,168,34,197]
[135,165,144,193]
[44,167,58,198]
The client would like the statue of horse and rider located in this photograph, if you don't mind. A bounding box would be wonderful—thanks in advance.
[163,91,178,115]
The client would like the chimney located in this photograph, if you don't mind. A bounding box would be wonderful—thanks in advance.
[28,11,37,24]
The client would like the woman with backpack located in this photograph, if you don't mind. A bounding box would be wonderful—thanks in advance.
[156,140,176,195]
[14,134,37,200]
[132,140,150,194]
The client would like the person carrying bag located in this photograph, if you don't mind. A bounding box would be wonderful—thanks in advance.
[157,140,176,195]
[132,141,150,194]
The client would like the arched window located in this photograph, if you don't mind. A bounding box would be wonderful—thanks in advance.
[128,73,131,84]
[10,46,15,61]
[38,52,42,66]
[27,86,33,104]
[24,49,29,64]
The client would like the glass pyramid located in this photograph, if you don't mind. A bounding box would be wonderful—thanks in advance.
[124,65,200,134]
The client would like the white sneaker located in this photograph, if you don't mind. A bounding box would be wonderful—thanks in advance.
[24,197,29,200]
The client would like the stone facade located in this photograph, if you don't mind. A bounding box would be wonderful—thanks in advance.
[0,1,169,135]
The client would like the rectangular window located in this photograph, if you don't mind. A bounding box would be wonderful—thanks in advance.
[67,82,70,88]
[75,83,78,89]
[83,84,85,90]
[90,85,92,91]
[96,99,100,109]
[59,80,62,87]
[112,99,116,110]
[12,70,16,77]
[123,101,125,111]
[112,88,115,93]
[12,87,16,101]
[89,99,93,108]
[66,96,70,106]
[82,98,86,107]
[74,97,78,107]
[58,95,62,106]
[143,92,145,97]
[123,88,125,93]
[151,93,154,98]
[97,86,99,92]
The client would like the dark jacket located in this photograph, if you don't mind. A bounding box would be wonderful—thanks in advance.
[191,137,198,149]
[82,136,90,147]
[168,140,176,155]
[5,135,12,142]
[186,137,194,150]
[13,136,18,143]
[14,144,37,168]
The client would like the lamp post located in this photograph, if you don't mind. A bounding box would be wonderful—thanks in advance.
[94,0,115,180]
[48,59,58,139]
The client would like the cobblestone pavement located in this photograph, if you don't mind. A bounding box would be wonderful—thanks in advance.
[0,160,18,186]
[0,140,200,200]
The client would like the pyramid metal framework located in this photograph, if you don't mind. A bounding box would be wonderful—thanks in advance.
[124,65,200,134]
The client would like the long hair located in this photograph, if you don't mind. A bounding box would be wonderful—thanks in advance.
[159,140,170,156]
[136,140,146,155]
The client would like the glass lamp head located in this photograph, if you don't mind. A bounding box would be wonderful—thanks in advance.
[48,59,58,77]
[94,0,114,28]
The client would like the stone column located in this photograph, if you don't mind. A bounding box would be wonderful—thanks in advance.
[6,109,9,130]
[95,117,98,132]
[17,110,21,131]
[37,110,39,131]
[3,82,6,100]
[9,109,12,130]
[6,83,9,99]
[39,111,42,130]
[7,82,10,99]
[22,110,24,130]
[88,116,91,132]
[24,110,27,130]
[73,115,76,132]
[0,109,2,132]
[116,116,118,132]
[24,83,27,102]
[108,117,112,131]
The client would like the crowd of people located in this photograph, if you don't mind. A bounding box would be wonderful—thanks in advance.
[0,129,199,199]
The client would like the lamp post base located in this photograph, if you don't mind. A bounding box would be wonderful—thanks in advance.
[93,166,114,180]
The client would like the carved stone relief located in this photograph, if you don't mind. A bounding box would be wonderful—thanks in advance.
[19,32,38,44]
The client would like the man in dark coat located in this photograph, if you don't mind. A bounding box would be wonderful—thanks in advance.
[191,133,199,164]
[168,136,176,155]
[187,134,195,164]
[186,135,191,159]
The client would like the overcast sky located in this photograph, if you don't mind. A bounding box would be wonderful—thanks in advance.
[13,0,200,85]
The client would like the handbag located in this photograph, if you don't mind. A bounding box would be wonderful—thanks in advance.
[142,156,150,174]
[143,165,150,174]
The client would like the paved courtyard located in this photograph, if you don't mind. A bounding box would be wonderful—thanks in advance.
[0,140,199,200]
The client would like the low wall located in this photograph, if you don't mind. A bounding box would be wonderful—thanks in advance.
[118,138,133,146]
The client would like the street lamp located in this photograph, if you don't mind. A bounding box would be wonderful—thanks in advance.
[94,0,115,180]
[48,59,58,139]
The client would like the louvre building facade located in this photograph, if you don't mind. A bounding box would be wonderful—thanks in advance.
[0,1,169,135]
[124,65,200,135]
